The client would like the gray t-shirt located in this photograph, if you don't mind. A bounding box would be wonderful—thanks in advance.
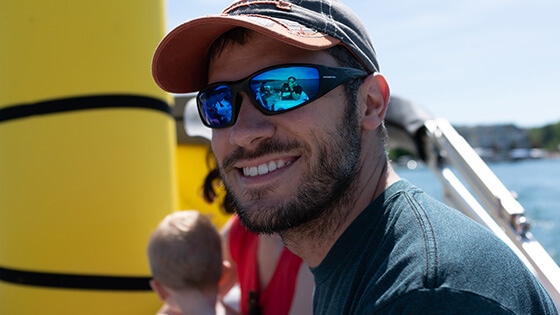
[312,180,558,314]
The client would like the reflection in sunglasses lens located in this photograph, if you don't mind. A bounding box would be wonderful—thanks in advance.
[250,66,319,113]
[200,85,234,127]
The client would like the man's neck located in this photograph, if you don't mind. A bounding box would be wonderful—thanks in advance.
[280,161,400,267]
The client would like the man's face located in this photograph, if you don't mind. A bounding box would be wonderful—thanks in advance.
[208,32,363,234]
[288,78,296,88]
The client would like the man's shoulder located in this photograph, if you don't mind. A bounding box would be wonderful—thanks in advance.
[315,180,558,314]
[371,182,558,315]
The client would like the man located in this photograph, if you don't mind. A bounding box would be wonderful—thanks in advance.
[279,76,304,101]
[152,0,558,313]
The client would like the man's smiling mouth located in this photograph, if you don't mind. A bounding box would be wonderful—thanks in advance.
[243,159,292,177]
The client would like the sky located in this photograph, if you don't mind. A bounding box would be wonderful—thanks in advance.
[165,0,560,128]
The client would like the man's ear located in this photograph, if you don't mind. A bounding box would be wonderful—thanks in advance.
[359,73,390,131]
[150,279,168,302]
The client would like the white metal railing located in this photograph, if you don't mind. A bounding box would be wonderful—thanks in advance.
[423,119,560,310]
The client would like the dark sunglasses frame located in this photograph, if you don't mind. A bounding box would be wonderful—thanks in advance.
[196,63,369,129]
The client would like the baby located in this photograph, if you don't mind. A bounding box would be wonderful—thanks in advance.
[147,210,236,315]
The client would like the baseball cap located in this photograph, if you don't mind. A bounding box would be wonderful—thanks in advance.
[152,0,379,94]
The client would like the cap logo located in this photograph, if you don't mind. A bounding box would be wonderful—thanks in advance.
[223,0,292,14]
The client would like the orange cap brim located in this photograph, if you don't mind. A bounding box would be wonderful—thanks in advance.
[152,14,340,93]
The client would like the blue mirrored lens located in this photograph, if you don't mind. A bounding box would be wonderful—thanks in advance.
[198,85,233,127]
[250,66,320,112]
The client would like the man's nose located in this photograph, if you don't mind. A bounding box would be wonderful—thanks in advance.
[228,92,275,149]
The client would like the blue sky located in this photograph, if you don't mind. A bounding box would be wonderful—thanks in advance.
[165,0,560,127]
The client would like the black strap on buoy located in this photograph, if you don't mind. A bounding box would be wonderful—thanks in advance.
[0,95,171,123]
[0,266,151,291]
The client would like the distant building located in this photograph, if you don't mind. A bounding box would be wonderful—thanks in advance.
[455,124,532,161]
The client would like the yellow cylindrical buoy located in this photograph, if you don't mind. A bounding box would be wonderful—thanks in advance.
[0,1,174,314]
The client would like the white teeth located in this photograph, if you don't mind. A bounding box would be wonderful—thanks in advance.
[268,161,277,172]
[258,164,268,175]
[243,160,289,177]
[248,166,258,177]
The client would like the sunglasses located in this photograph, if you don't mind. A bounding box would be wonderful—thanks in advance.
[196,64,369,128]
